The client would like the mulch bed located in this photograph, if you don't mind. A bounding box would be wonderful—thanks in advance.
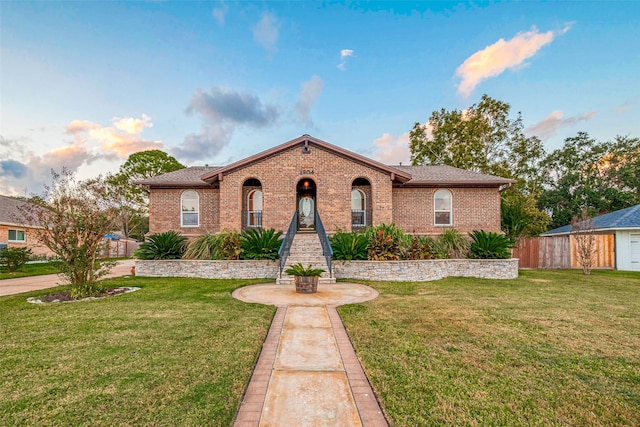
[27,287,139,304]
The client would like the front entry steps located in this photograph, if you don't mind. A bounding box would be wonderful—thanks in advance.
[277,232,335,285]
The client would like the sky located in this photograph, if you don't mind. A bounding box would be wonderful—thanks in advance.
[1,1,639,196]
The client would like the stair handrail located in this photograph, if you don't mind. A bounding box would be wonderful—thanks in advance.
[278,210,298,278]
[315,210,333,278]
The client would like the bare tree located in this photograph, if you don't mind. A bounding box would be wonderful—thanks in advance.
[19,169,120,297]
[571,210,598,275]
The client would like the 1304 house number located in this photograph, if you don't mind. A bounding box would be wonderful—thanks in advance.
[300,169,314,175]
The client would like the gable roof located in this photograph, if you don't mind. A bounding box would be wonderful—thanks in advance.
[0,195,41,227]
[137,135,515,189]
[542,204,640,235]
[199,134,413,184]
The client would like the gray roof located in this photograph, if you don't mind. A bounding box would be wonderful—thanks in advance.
[138,164,513,188]
[543,204,640,235]
[0,195,40,227]
[136,166,221,187]
[392,165,515,186]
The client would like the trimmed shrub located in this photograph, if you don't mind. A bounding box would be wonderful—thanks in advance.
[240,228,283,260]
[468,230,514,259]
[330,231,368,260]
[0,247,32,272]
[134,231,186,260]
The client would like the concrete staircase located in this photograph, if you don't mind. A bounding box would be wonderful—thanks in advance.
[276,232,335,285]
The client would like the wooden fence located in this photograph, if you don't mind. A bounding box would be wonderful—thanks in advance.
[513,234,615,269]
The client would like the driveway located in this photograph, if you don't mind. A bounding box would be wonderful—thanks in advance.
[0,260,135,297]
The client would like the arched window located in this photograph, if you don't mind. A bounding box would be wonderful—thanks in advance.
[351,189,366,227]
[247,189,263,228]
[181,190,199,227]
[434,189,452,226]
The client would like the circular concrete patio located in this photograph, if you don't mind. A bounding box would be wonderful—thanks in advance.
[232,282,379,306]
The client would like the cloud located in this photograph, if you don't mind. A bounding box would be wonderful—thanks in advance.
[372,132,412,165]
[525,110,598,140]
[338,49,354,71]
[455,24,572,97]
[212,1,228,26]
[296,76,324,126]
[66,114,162,158]
[174,86,279,162]
[614,101,632,114]
[252,11,280,53]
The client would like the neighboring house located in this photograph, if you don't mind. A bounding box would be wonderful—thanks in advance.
[138,135,515,237]
[0,195,52,256]
[542,204,640,271]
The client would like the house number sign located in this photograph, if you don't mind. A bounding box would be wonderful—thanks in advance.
[300,169,314,175]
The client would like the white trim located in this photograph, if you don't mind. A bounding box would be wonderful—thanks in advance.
[434,189,452,226]
[180,190,200,227]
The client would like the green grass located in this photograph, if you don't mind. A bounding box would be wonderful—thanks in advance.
[0,277,275,426]
[0,262,60,280]
[338,270,640,426]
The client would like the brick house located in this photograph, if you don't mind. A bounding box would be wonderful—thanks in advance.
[0,195,52,256]
[138,135,514,238]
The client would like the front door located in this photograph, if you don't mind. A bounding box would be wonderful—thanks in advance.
[297,179,316,230]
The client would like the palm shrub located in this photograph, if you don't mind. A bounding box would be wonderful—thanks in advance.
[330,231,368,260]
[365,223,407,260]
[240,228,283,260]
[183,233,218,259]
[468,229,514,259]
[437,229,470,259]
[0,247,32,272]
[134,230,186,260]
[284,263,326,277]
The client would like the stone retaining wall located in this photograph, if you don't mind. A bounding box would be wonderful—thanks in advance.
[135,260,278,279]
[332,259,519,281]
[135,258,518,281]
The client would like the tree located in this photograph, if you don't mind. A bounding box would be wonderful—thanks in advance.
[19,169,120,297]
[539,132,640,228]
[409,94,549,238]
[108,150,185,239]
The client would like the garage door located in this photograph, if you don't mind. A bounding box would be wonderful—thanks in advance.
[631,234,640,271]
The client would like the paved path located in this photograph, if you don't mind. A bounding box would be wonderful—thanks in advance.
[232,283,388,426]
[0,260,135,296]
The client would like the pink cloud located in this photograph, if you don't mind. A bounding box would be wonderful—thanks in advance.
[526,110,598,140]
[456,25,571,97]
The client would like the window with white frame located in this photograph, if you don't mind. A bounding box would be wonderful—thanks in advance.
[434,189,452,226]
[181,190,199,227]
[351,189,366,226]
[8,229,26,242]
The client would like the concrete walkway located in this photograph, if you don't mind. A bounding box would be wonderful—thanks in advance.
[232,283,388,426]
[0,260,135,296]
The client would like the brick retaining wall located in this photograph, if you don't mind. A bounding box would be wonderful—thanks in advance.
[135,258,518,281]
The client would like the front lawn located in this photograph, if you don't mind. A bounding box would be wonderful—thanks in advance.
[339,270,640,426]
[0,277,275,426]
[0,262,60,280]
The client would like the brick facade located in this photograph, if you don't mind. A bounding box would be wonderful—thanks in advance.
[0,224,54,256]
[144,136,509,236]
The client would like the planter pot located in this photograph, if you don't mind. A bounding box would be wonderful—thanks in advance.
[294,276,319,294]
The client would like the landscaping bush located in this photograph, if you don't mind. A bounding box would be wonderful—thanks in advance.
[405,235,436,260]
[240,228,283,260]
[183,233,218,260]
[134,230,186,260]
[0,247,32,272]
[330,231,368,260]
[468,229,514,259]
[213,231,242,260]
[364,223,407,260]
[436,228,469,259]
